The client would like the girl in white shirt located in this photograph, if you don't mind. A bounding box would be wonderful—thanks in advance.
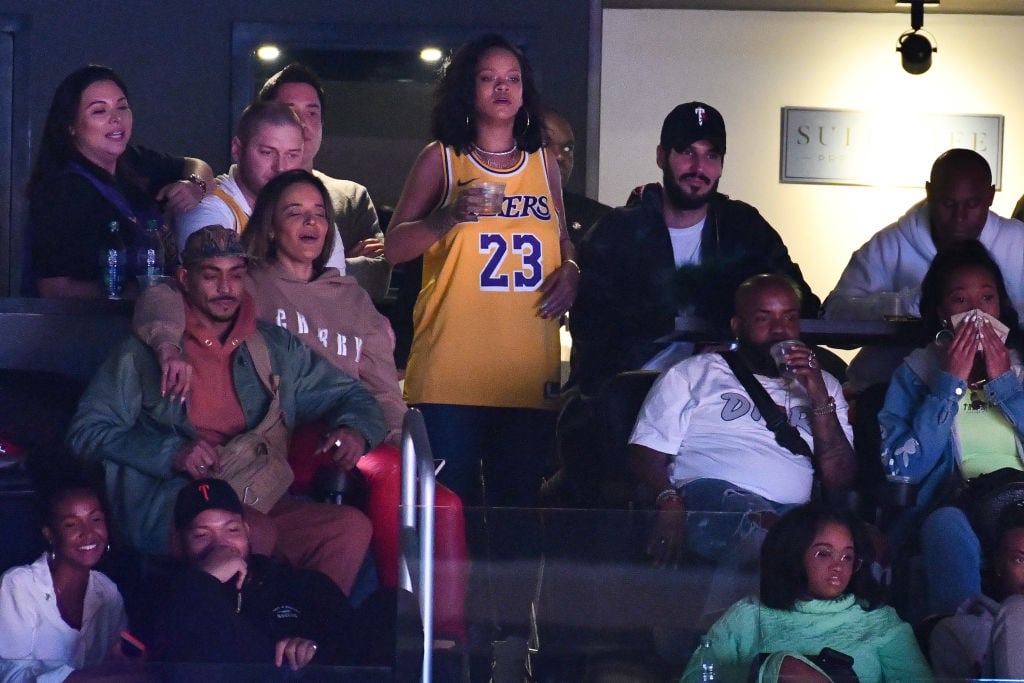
[0,482,128,682]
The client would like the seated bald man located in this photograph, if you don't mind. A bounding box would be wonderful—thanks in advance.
[629,274,856,567]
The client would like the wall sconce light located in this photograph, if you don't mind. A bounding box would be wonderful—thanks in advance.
[896,1,938,74]
[419,47,443,63]
[256,44,281,62]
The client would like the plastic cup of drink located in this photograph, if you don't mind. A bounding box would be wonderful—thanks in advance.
[474,181,506,216]
[768,339,804,377]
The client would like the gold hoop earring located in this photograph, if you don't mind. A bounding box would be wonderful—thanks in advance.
[514,110,531,138]
[935,319,954,348]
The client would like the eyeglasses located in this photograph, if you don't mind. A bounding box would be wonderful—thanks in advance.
[810,547,864,571]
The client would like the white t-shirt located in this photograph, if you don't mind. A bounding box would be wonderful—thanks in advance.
[667,217,705,269]
[629,353,852,505]
[643,217,706,369]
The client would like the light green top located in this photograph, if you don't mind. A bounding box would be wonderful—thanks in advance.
[681,595,933,682]
[956,390,1022,480]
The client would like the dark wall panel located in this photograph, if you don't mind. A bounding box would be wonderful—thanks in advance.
[0,0,592,181]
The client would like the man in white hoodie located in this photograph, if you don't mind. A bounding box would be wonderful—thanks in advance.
[823,148,1024,389]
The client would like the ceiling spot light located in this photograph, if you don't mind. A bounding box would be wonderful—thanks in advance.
[896,1,938,75]
[420,47,443,63]
[256,45,281,62]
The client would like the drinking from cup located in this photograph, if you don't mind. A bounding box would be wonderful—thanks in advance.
[769,339,804,377]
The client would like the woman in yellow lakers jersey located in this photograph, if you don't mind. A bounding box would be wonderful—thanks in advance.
[387,34,576,506]
[385,33,578,675]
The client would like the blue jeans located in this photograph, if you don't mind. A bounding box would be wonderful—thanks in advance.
[416,403,554,509]
[921,506,981,615]
[416,403,555,637]
[681,478,795,563]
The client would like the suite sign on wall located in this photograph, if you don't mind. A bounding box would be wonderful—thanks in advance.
[780,107,1003,189]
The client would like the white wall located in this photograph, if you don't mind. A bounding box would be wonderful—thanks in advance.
[599,9,1024,299]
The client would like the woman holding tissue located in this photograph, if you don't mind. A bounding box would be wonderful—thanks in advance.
[880,239,1024,616]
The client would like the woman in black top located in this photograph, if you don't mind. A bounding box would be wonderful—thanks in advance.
[28,64,213,298]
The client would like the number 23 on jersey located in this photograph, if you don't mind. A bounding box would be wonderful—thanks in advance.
[478,232,544,292]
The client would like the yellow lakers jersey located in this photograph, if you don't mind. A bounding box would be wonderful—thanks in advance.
[404,145,561,410]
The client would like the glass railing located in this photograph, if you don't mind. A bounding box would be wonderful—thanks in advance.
[0,660,392,682]
[397,503,979,682]
[0,506,999,682]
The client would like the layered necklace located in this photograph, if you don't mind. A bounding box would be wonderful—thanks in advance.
[471,142,520,170]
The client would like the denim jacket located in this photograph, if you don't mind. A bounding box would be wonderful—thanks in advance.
[879,344,1024,543]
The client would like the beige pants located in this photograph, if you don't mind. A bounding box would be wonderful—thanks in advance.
[244,497,371,596]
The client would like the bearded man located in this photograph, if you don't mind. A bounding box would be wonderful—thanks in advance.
[567,102,819,396]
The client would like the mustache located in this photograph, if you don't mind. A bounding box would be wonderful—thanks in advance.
[680,172,712,185]
[210,296,239,305]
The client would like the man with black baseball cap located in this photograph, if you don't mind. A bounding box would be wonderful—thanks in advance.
[148,477,357,668]
[568,101,819,396]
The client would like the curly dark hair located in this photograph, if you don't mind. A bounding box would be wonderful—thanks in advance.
[760,502,884,610]
[29,65,130,193]
[242,169,336,274]
[430,34,543,154]
[918,239,1021,349]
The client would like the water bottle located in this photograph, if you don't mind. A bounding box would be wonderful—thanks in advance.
[100,220,126,300]
[132,219,165,287]
[697,636,717,681]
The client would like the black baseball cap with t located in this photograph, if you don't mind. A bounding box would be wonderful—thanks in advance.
[660,102,726,156]
[174,478,244,530]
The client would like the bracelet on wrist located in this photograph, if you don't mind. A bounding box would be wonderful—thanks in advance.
[812,396,837,416]
[655,488,682,507]
[187,173,208,196]
[563,259,581,275]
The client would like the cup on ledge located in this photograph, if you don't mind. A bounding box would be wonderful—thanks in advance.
[768,339,804,378]
[474,181,506,216]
